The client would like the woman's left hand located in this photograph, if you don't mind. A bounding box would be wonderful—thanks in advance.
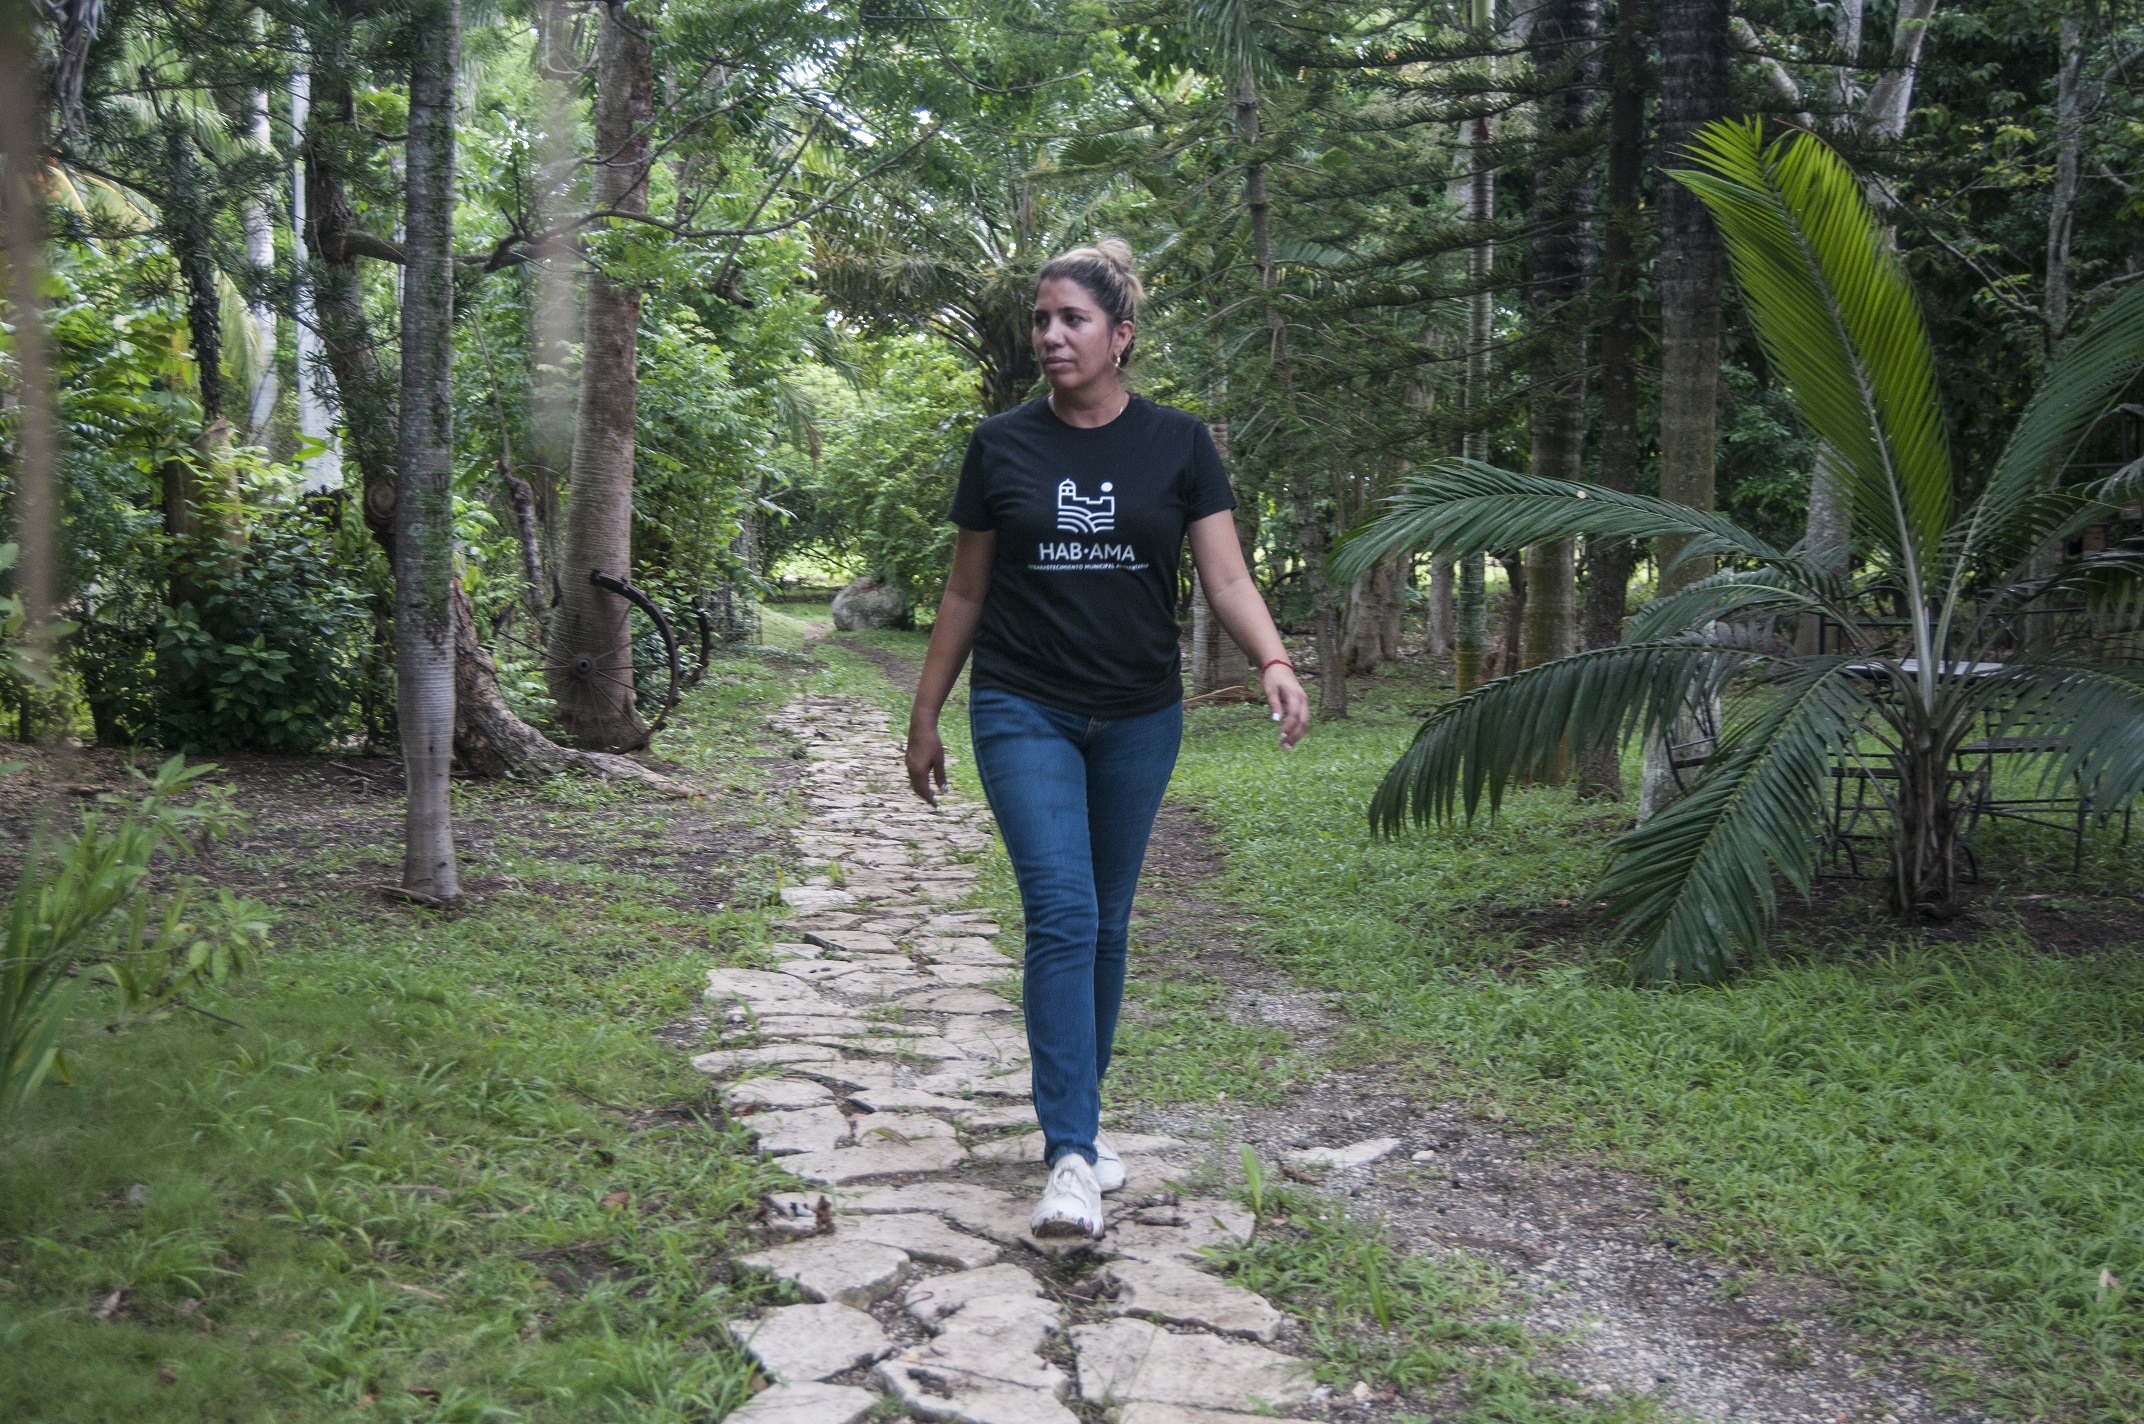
[1261,664,1310,748]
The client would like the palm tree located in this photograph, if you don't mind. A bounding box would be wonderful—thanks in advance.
[1335,120,2144,983]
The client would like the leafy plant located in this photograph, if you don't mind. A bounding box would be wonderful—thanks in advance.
[1336,120,2144,982]
[1,756,267,1118]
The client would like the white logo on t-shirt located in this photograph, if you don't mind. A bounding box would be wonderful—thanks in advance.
[1056,479,1116,533]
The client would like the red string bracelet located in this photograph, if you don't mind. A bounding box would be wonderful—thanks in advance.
[1259,657,1294,676]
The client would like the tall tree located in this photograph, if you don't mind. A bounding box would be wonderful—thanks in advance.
[546,0,656,750]
[1237,62,1347,717]
[1653,0,1730,597]
[3,0,58,702]
[1518,0,1601,688]
[1455,0,1496,695]
[1577,0,1648,796]
[395,0,462,900]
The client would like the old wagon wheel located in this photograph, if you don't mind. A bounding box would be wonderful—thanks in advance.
[489,568,685,736]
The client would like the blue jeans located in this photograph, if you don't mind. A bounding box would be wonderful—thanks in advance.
[968,687,1182,1169]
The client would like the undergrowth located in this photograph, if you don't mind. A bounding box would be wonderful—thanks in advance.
[1171,664,2144,1422]
[0,650,826,1422]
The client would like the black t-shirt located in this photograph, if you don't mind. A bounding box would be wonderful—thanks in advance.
[948,395,1237,718]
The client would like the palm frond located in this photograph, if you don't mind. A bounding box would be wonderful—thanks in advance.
[1598,658,1871,983]
[1331,459,1784,586]
[1623,567,1837,644]
[1988,658,2144,809]
[1958,282,2144,579]
[1673,120,1950,588]
[1368,639,1757,832]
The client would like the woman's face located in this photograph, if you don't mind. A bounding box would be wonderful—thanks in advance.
[1032,276,1132,399]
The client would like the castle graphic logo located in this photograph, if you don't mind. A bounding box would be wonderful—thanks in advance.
[1055,478,1116,533]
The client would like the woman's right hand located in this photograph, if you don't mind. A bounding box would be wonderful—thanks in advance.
[906,719,948,806]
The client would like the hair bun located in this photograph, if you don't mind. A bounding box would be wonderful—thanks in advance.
[1092,237,1136,272]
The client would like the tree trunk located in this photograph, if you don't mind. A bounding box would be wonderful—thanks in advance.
[1344,552,1406,673]
[1240,73,1346,718]
[1,2,58,716]
[305,55,400,556]
[1190,411,1251,694]
[290,71,344,493]
[452,585,696,793]
[1582,150,1635,809]
[1892,733,1963,917]
[1654,0,1728,596]
[1828,0,1866,120]
[528,0,581,555]
[548,0,656,750]
[395,0,462,901]
[1456,20,1495,694]
[2043,11,2086,350]
[1520,0,1598,696]
[1863,0,1941,140]
[242,79,279,443]
[1579,0,1646,796]
[1427,554,1455,656]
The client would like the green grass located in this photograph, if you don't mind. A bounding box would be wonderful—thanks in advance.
[0,656,823,1422]
[1210,1170,1663,1422]
[1170,669,2144,1422]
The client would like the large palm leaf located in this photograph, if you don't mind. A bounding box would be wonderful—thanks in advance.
[1334,118,2144,982]
[1671,122,1950,609]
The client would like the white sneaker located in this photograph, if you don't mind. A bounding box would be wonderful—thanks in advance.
[1031,1154,1105,1239]
[1094,1132,1126,1194]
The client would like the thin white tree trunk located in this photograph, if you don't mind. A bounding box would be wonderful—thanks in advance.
[396,0,462,900]
[547,0,655,749]
[290,70,342,493]
[243,83,278,443]
[2044,12,2087,348]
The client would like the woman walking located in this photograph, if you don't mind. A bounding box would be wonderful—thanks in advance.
[904,240,1310,1238]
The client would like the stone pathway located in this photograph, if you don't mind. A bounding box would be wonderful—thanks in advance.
[701,695,1318,1424]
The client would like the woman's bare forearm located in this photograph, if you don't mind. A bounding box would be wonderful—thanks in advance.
[1187,514,1286,666]
[911,590,983,729]
[910,528,997,732]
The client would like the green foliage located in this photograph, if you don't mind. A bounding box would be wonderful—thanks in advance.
[1170,676,2144,1418]
[0,670,805,1421]
[792,339,980,602]
[1,757,262,1119]
[1340,125,2144,982]
[144,518,377,755]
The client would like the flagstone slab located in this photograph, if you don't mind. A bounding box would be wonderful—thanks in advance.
[723,1382,879,1424]
[767,942,824,959]
[817,1033,968,1061]
[926,964,1015,987]
[836,1211,1002,1270]
[748,1105,852,1157]
[723,1078,834,1112]
[727,1301,893,1382]
[845,1087,975,1117]
[1100,1258,1285,1342]
[776,960,864,987]
[707,968,830,1010]
[1104,1202,1258,1264]
[909,937,1007,963]
[903,988,1023,1016]
[957,1101,1040,1131]
[1070,1319,1315,1410]
[692,1043,839,1076]
[850,1112,958,1145]
[790,1180,1013,1218]
[778,1138,968,1184]
[969,1131,1046,1163]
[913,1066,1032,1099]
[1116,1404,1286,1424]
[1284,1137,1402,1171]
[780,888,858,910]
[874,1361,1078,1424]
[901,1262,1049,1323]
[737,1236,911,1308]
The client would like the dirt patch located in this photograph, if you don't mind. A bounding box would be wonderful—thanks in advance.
[1130,805,1976,1424]
[1472,873,2144,966]
[830,637,922,693]
[0,736,795,922]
